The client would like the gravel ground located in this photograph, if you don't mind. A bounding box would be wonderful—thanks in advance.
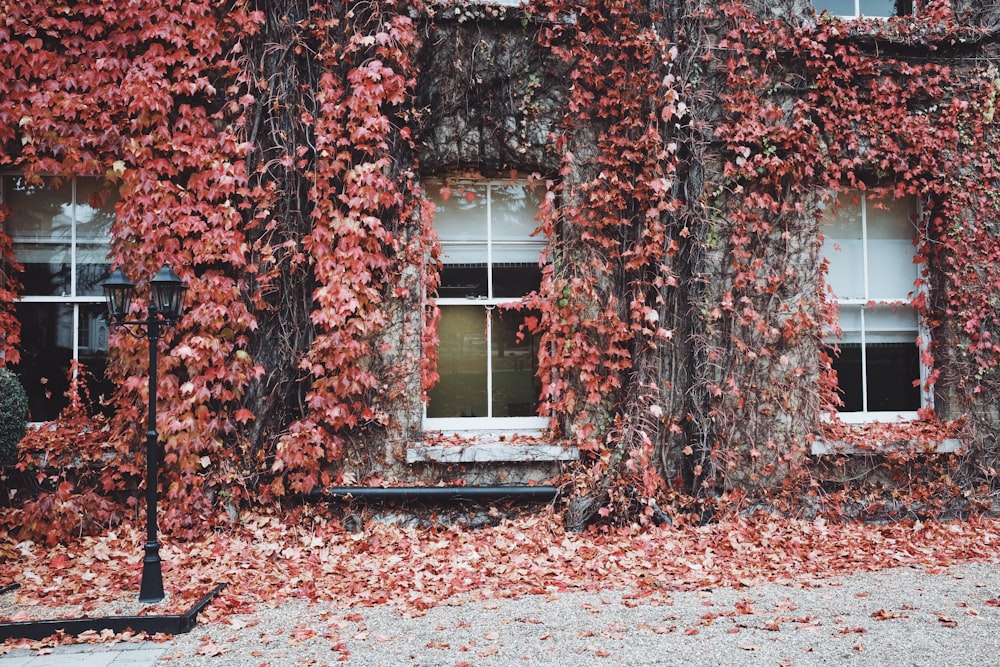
[145,561,1000,666]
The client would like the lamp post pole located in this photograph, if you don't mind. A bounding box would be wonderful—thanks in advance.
[139,306,164,603]
[103,264,185,604]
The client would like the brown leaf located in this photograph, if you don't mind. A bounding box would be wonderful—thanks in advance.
[937,615,958,628]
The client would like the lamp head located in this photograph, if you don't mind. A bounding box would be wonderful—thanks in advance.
[149,263,186,321]
[102,269,135,322]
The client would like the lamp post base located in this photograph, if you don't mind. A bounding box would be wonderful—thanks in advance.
[138,542,164,603]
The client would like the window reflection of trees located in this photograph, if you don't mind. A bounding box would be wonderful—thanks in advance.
[5,176,116,420]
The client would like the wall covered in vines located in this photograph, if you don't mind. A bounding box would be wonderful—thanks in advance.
[2,0,1000,537]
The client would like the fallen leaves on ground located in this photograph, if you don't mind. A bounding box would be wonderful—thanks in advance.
[1,508,998,628]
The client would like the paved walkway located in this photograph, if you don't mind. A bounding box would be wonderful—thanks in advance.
[0,643,164,666]
[2,560,999,666]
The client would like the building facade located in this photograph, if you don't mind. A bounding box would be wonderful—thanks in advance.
[2,0,998,521]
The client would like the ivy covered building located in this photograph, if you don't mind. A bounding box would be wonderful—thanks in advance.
[2,0,999,528]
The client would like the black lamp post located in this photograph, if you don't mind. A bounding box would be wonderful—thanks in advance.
[102,263,186,603]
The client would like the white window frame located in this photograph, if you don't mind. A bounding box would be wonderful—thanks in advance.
[3,175,113,422]
[423,177,548,434]
[821,191,929,424]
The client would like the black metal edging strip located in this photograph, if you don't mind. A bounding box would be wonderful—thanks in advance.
[311,485,560,503]
[0,582,227,642]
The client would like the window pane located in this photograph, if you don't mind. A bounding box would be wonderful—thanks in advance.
[866,194,915,239]
[439,240,485,265]
[3,176,73,239]
[867,239,917,300]
[828,343,863,412]
[13,302,74,421]
[15,242,73,296]
[828,343,920,413]
[492,240,546,265]
[78,303,114,414]
[821,193,863,238]
[429,183,487,241]
[74,179,116,240]
[817,1,857,16]
[78,302,110,359]
[439,265,487,298]
[76,248,111,297]
[821,237,864,299]
[866,195,917,300]
[859,0,897,16]
[427,306,488,418]
[491,184,543,240]
[866,342,920,411]
[821,193,864,299]
[833,304,917,343]
[491,309,541,417]
[861,305,917,343]
[493,262,542,298]
[833,304,863,340]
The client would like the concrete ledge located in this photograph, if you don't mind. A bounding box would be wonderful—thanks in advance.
[811,438,963,456]
[408,439,578,464]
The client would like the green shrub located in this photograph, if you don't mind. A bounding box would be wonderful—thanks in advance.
[0,368,28,466]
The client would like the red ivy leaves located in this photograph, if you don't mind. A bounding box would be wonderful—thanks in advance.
[268,8,426,497]
[533,0,681,428]
[3,0,999,540]
[2,509,999,618]
[0,207,21,364]
[0,0,259,537]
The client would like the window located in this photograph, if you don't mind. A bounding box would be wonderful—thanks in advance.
[817,0,913,18]
[3,176,115,420]
[424,178,548,431]
[821,190,926,421]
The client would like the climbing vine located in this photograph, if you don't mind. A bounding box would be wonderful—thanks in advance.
[0,0,432,537]
[241,1,429,500]
[530,0,1000,524]
[708,0,1000,508]
[2,0,1000,541]
[530,0,687,527]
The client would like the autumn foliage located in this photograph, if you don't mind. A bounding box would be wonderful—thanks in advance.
[2,507,1000,622]
[1,0,1000,543]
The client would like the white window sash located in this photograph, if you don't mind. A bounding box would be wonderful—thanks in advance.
[820,0,902,19]
[3,175,115,422]
[822,191,926,420]
[425,178,546,430]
